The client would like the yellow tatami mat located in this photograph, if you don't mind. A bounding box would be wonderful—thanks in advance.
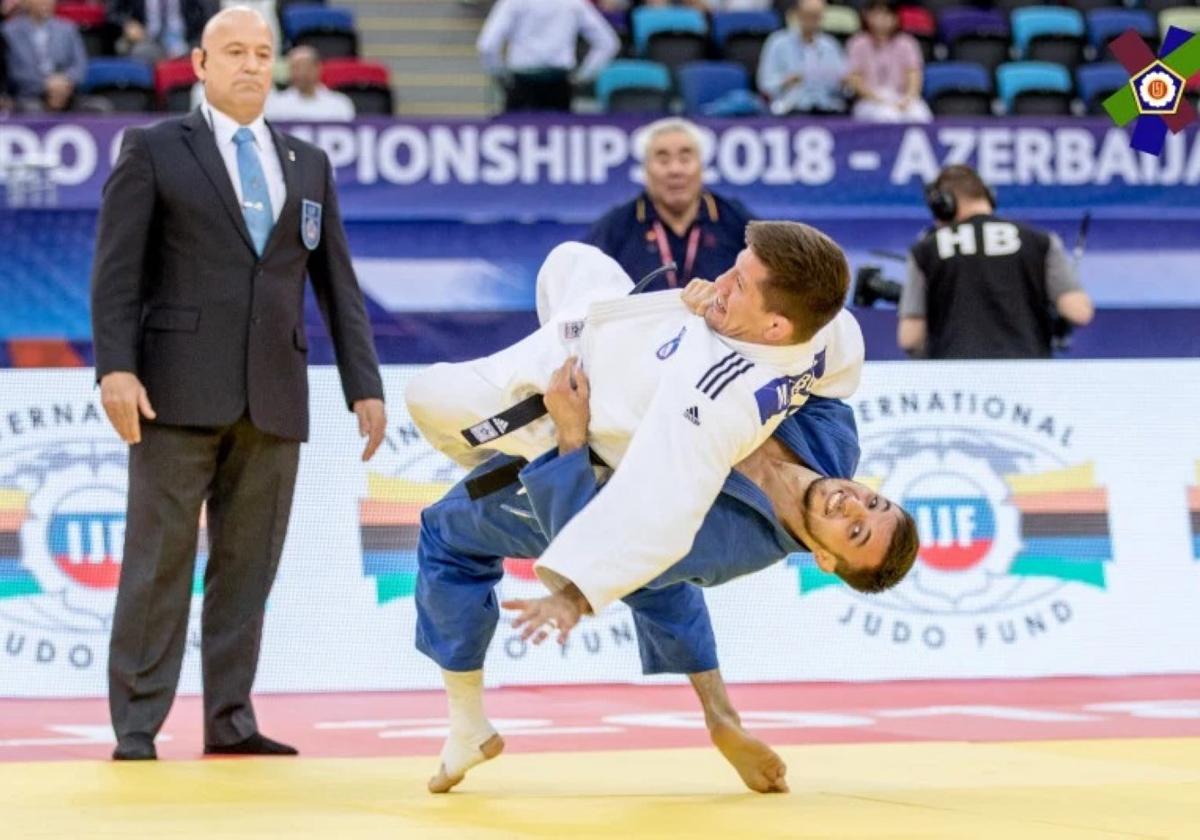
[3,738,1198,839]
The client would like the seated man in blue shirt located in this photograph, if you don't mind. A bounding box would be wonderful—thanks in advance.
[586,118,756,292]
[416,344,919,796]
[757,0,849,116]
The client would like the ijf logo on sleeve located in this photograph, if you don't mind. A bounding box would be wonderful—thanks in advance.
[301,199,322,250]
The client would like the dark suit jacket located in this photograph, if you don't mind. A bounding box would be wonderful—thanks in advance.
[90,108,384,442]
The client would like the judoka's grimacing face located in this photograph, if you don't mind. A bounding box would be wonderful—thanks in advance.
[704,247,793,344]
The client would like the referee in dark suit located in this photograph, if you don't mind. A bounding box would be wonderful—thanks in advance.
[90,7,386,761]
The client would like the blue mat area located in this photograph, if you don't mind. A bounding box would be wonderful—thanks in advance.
[3,211,1197,362]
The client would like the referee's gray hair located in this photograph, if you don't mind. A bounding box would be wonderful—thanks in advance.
[637,118,705,160]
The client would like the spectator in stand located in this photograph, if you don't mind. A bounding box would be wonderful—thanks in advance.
[477,0,619,112]
[3,0,89,112]
[844,0,930,123]
[108,0,217,63]
[757,0,847,116]
[586,118,756,293]
[265,46,356,122]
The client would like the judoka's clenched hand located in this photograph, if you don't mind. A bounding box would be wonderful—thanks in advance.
[682,278,717,315]
[503,584,592,646]
[544,357,590,454]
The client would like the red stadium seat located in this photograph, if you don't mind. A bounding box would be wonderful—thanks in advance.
[55,2,107,28]
[320,57,389,89]
[320,58,394,114]
[156,56,198,111]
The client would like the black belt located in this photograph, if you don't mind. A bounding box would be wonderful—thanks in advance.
[465,449,609,501]
[460,393,548,447]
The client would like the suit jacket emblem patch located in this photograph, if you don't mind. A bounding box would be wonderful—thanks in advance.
[301,199,322,250]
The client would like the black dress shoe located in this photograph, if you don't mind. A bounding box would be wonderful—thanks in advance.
[112,736,157,761]
[204,733,298,756]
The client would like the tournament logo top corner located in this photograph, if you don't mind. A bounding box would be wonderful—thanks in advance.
[1102,25,1200,156]
[787,388,1114,652]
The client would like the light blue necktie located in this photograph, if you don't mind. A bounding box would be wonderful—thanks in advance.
[233,127,274,255]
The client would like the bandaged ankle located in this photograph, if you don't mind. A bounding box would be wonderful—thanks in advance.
[440,669,498,776]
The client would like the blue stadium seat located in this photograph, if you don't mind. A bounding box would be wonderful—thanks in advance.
[710,11,780,47]
[939,8,1010,45]
[1011,7,1085,56]
[631,7,707,54]
[924,61,992,99]
[81,57,154,92]
[677,61,750,115]
[996,61,1074,114]
[283,6,358,57]
[1076,62,1129,114]
[81,58,155,111]
[594,60,671,111]
[1086,8,1157,50]
[924,61,993,116]
[283,5,353,39]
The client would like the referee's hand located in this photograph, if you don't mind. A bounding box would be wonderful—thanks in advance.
[100,371,156,445]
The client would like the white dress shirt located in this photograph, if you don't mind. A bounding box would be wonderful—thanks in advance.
[203,103,287,224]
[476,0,619,82]
[265,85,357,122]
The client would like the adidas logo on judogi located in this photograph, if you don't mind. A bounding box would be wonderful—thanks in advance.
[683,405,701,426]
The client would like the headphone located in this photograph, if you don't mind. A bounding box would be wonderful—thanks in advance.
[924,173,997,222]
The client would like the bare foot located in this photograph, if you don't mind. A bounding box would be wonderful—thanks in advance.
[709,718,789,793]
[427,733,505,794]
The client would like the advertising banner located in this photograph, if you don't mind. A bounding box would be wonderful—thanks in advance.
[4,116,1200,220]
[1,362,1198,698]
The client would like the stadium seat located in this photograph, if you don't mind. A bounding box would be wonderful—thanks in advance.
[155,56,198,112]
[711,11,780,80]
[941,8,1011,74]
[898,6,937,61]
[594,59,671,112]
[924,61,993,116]
[1087,9,1157,53]
[282,6,358,58]
[54,3,106,28]
[677,61,750,115]
[1076,62,1129,115]
[1159,8,1200,39]
[320,58,393,115]
[631,7,707,55]
[56,2,115,57]
[996,60,1074,115]
[81,57,156,111]
[1063,0,1125,11]
[1144,0,1196,14]
[1012,7,1086,69]
[822,5,861,42]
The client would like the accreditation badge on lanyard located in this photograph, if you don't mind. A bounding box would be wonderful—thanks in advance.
[651,221,701,289]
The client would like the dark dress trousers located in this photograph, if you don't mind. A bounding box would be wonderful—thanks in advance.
[91,108,383,747]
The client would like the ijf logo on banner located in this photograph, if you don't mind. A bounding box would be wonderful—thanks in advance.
[1103,26,1200,156]
[788,390,1113,652]
[0,402,204,678]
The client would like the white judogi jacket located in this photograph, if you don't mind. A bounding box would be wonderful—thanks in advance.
[529,252,864,613]
[406,242,864,613]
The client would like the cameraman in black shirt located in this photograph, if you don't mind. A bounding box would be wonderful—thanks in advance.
[897,165,1093,359]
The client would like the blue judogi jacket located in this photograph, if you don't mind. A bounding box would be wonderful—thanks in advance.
[516,395,860,673]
